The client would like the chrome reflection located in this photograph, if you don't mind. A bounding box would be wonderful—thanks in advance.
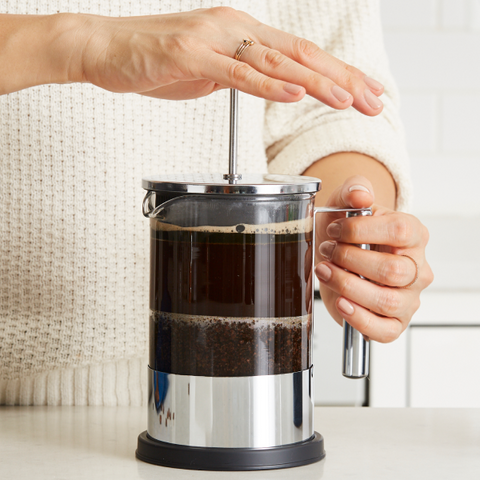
[147,367,314,448]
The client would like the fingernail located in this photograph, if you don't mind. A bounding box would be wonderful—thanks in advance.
[320,241,336,260]
[349,184,370,193]
[364,75,383,91]
[331,85,351,103]
[364,89,383,109]
[315,263,332,282]
[338,297,355,316]
[284,83,303,95]
[326,222,341,239]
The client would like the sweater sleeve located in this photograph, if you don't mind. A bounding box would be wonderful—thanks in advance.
[264,0,412,212]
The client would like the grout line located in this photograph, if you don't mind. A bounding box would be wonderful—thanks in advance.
[405,327,412,408]
[466,0,473,31]
[382,27,478,33]
[411,324,480,328]
[435,0,442,30]
[435,91,442,154]
[398,88,480,95]
[407,151,480,158]
[383,25,480,32]
[407,88,480,93]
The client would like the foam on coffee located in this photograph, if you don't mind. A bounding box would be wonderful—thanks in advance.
[150,217,313,234]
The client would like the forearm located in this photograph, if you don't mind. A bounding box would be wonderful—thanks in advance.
[0,13,82,95]
[303,152,396,210]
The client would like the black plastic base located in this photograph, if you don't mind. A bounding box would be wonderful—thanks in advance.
[136,431,325,471]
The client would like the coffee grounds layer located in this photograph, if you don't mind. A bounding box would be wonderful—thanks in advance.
[150,311,311,376]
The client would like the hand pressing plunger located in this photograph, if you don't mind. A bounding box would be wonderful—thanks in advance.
[2,7,383,115]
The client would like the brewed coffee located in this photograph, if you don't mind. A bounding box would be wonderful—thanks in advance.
[149,219,313,376]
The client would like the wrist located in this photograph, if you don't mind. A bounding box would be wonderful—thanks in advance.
[0,12,89,94]
[49,12,89,85]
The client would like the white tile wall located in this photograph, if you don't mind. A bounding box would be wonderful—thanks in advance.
[381,0,480,219]
[380,0,437,29]
[383,32,480,89]
[400,93,438,153]
[421,216,480,289]
[472,0,480,30]
[441,94,480,153]
[313,299,366,406]
[410,154,480,216]
[440,0,468,29]
[409,326,480,407]
[370,0,480,409]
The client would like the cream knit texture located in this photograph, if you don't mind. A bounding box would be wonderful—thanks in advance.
[0,0,412,405]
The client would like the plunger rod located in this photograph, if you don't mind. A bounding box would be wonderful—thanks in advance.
[224,89,241,181]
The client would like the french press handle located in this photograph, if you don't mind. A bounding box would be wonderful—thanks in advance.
[314,207,372,379]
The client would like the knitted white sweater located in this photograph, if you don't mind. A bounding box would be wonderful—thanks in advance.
[0,0,412,405]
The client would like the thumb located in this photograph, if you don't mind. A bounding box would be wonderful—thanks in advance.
[325,175,375,209]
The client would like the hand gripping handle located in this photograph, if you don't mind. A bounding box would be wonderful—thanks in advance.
[314,207,372,379]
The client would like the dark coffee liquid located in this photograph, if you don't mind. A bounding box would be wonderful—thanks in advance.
[149,224,313,376]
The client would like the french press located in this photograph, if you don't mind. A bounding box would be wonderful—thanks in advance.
[136,89,370,470]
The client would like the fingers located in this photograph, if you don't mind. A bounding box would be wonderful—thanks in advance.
[199,26,382,111]
[256,26,384,116]
[316,261,411,317]
[315,261,416,342]
[319,241,418,287]
[336,297,404,344]
[324,175,375,209]
[198,51,306,102]
[313,175,375,243]
[326,212,427,249]
[239,43,353,110]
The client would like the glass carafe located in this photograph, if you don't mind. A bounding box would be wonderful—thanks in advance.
[144,188,315,378]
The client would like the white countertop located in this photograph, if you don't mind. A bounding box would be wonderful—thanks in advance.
[1,406,479,479]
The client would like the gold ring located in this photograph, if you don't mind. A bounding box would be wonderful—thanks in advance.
[400,255,419,288]
[235,39,255,61]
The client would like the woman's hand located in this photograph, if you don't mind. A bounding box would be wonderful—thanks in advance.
[68,7,383,113]
[315,175,434,343]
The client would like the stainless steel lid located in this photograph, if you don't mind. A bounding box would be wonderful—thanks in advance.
[142,173,321,195]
